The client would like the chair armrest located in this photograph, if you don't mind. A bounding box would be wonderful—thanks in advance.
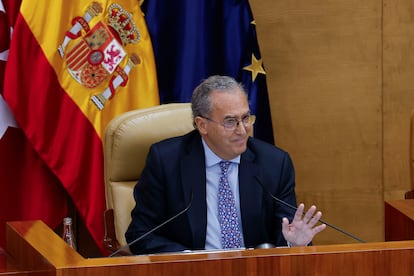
[103,209,130,256]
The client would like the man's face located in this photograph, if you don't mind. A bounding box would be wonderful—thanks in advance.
[197,88,252,160]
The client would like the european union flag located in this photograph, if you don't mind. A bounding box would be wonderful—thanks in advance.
[142,0,274,144]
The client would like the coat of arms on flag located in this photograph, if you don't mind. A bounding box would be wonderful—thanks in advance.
[58,2,141,110]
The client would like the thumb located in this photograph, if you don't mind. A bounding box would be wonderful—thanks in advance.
[281,217,290,235]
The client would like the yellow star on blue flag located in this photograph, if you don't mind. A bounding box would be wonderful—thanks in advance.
[142,0,274,144]
[243,54,266,82]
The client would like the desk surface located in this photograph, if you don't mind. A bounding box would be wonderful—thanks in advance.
[7,220,414,275]
[385,199,414,220]
[385,199,414,242]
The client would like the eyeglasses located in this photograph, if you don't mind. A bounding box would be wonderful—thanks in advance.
[201,114,255,131]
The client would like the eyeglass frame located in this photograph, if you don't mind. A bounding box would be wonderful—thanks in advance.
[199,113,255,131]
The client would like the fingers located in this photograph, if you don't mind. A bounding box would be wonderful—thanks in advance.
[303,205,317,224]
[282,217,289,226]
[308,210,322,227]
[281,217,290,234]
[314,223,327,234]
[293,203,305,222]
[282,204,326,246]
[292,203,324,229]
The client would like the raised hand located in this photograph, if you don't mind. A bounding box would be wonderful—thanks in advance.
[282,203,326,246]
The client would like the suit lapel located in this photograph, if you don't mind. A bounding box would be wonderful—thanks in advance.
[180,134,207,249]
[238,145,263,245]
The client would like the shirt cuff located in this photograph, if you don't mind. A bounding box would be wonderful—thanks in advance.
[286,240,297,247]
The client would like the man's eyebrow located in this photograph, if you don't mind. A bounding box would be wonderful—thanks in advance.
[223,111,251,119]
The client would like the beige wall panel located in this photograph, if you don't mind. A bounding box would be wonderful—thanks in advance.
[296,188,382,244]
[250,0,383,243]
[383,0,414,200]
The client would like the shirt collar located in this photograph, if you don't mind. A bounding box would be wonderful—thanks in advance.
[201,138,240,168]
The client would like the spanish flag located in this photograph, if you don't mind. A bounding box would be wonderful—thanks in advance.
[3,1,159,252]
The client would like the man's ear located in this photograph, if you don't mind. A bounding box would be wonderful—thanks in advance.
[194,116,208,134]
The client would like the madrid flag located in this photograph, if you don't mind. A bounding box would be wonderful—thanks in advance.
[3,1,159,252]
[0,0,68,250]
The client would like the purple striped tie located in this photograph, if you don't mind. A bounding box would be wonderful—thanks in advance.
[218,161,242,248]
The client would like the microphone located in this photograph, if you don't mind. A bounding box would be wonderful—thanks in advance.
[109,193,194,257]
[254,176,365,243]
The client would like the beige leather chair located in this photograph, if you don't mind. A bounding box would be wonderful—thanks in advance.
[103,103,194,254]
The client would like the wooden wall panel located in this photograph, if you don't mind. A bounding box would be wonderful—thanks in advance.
[383,0,414,199]
[249,0,383,244]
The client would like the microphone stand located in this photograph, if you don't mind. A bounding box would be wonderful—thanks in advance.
[109,193,194,257]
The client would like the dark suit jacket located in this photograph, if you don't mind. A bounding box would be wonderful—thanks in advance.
[125,130,297,254]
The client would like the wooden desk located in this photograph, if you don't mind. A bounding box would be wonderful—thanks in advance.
[385,199,414,241]
[0,247,42,275]
[6,220,414,275]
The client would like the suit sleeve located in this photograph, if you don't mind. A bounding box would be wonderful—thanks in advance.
[273,152,297,246]
[125,144,188,254]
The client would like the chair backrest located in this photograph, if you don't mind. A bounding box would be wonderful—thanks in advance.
[104,103,194,246]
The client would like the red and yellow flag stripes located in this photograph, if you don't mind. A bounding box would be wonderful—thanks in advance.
[4,1,159,253]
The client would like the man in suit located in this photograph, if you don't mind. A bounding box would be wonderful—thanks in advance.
[125,75,326,254]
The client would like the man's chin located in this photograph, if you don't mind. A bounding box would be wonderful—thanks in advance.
[234,144,247,155]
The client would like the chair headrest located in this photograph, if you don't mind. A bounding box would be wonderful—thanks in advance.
[104,103,194,208]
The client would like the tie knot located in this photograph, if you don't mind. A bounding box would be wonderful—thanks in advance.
[219,161,231,173]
